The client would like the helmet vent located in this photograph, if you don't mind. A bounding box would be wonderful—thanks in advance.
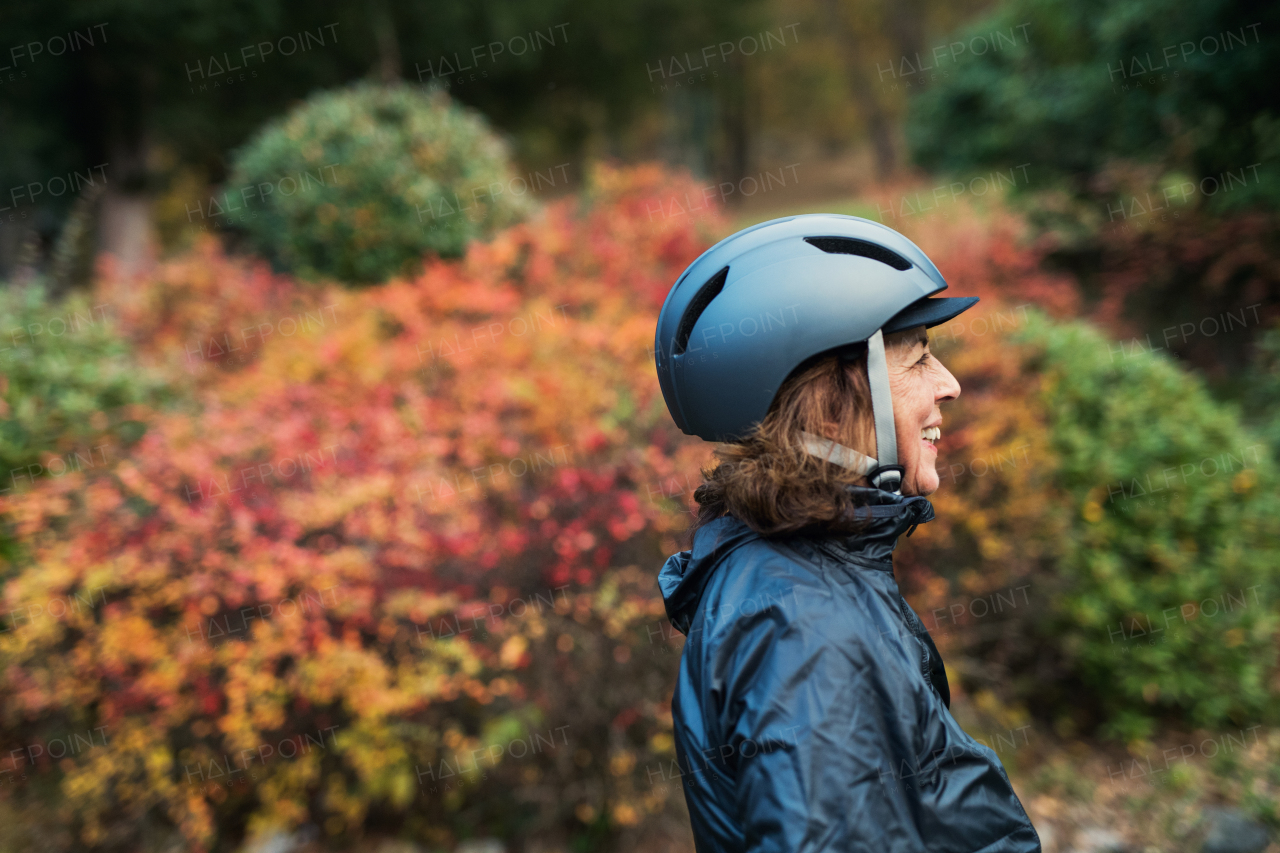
[805,236,913,271]
[673,266,729,355]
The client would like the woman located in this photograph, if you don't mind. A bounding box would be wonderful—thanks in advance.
[652,215,1041,851]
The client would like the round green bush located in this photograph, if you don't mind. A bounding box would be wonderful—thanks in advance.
[1023,316,1280,741]
[930,312,1280,741]
[227,82,534,284]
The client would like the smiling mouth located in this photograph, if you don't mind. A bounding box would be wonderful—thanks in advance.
[920,425,940,449]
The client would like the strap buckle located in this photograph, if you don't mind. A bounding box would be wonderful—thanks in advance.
[868,464,904,494]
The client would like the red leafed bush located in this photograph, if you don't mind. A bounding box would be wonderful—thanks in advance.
[0,163,721,851]
[1077,209,1280,381]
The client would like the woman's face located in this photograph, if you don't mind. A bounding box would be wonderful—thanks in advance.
[884,325,961,496]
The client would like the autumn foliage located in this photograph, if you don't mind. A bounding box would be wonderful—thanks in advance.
[1,164,1277,851]
[0,164,722,851]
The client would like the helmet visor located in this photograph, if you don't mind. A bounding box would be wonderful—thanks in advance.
[882,296,980,335]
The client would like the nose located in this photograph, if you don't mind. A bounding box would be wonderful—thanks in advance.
[935,358,961,403]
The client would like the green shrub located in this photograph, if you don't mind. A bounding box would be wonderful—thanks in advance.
[919,311,1279,742]
[227,82,534,284]
[0,283,170,558]
[1026,315,1279,740]
[1243,324,1280,458]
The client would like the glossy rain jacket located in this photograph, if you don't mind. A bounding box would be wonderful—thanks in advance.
[658,487,1041,852]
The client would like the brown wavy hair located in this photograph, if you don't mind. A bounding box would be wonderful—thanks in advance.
[689,344,879,540]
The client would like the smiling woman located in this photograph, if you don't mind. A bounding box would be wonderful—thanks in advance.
[884,324,963,496]
[683,323,961,537]
[653,214,1042,852]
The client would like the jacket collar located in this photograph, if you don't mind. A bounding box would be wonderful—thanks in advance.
[805,486,935,570]
[657,488,936,633]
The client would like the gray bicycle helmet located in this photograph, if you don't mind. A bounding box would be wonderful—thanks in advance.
[653,213,978,494]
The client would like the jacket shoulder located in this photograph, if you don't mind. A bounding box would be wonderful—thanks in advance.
[697,536,893,647]
[711,535,834,601]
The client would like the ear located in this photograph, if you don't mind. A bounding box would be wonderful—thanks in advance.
[820,421,839,442]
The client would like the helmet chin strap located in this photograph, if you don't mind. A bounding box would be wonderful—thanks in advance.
[798,328,905,495]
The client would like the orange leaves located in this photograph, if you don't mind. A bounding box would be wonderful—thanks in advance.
[0,163,732,847]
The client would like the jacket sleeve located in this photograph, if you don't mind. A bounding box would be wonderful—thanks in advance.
[718,585,929,852]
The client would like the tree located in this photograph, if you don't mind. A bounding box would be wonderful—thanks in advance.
[905,0,1280,211]
[0,0,764,279]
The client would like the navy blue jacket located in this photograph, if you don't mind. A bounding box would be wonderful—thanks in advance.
[658,487,1041,852]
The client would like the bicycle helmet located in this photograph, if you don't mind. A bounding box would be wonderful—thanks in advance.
[653,214,978,494]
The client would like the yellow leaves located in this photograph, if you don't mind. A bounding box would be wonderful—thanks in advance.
[278,473,395,532]
[146,746,173,777]
[287,354,318,385]
[506,376,540,404]
[609,750,636,776]
[976,530,1008,562]
[611,801,640,826]
[649,732,674,754]
[972,690,1028,733]
[6,486,70,538]
[115,461,162,505]
[389,770,416,808]
[101,613,164,668]
[499,635,527,668]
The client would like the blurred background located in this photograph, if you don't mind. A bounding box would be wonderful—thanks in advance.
[1,0,1279,850]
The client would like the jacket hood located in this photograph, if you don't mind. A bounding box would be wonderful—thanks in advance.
[658,514,758,634]
[658,486,935,633]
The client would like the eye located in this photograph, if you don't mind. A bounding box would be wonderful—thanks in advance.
[915,351,932,367]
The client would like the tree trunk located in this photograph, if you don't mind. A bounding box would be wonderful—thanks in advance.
[847,67,897,178]
[88,52,157,280]
[368,0,402,83]
[819,0,898,179]
[97,191,155,280]
[717,52,751,198]
[886,0,926,71]
[97,132,156,280]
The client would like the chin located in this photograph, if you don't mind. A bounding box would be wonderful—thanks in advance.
[904,476,939,497]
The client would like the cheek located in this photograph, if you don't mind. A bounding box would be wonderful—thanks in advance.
[897,378,933,425]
